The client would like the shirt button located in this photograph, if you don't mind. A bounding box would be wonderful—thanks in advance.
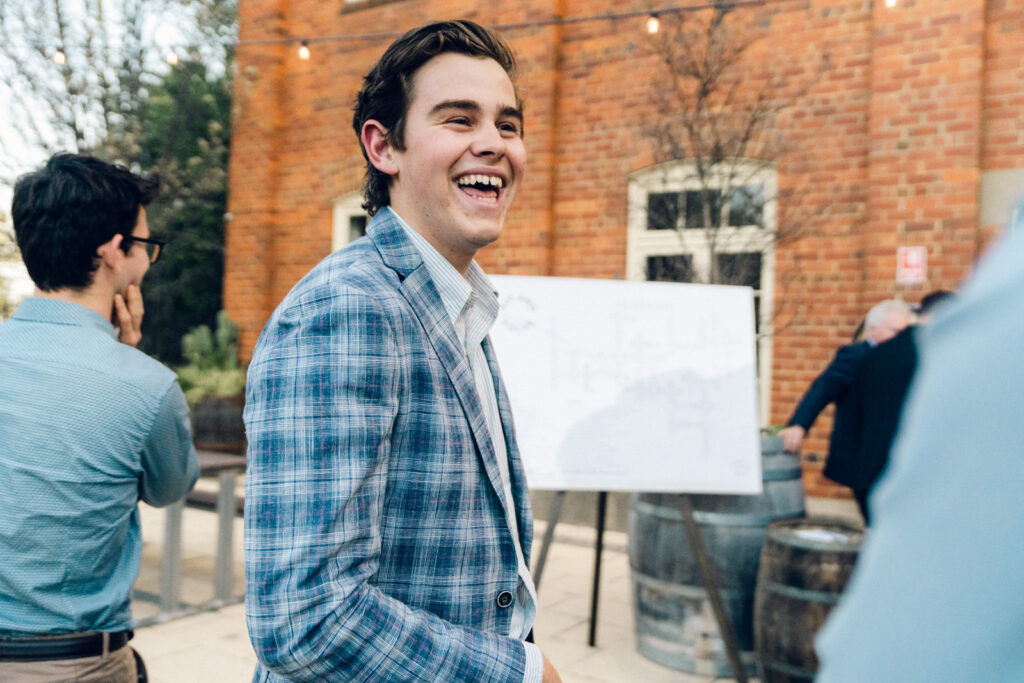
[496,590,514,608]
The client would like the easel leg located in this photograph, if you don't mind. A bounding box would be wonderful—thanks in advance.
[675,494,748,683]
[532,490,566,592]
[588,491,608,647]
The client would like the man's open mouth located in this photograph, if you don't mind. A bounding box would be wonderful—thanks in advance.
[456,174,505,203]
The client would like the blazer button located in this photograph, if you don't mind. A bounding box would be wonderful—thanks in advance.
[496,591,514,609]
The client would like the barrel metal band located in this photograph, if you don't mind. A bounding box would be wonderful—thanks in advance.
[760,578,843,604]
[762,658,816,680]
[631,570,751,600]
[765,528,863,553]
[633,500,805,527]
[761,466,803,481]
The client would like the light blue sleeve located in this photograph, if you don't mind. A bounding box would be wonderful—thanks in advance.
[139,382,199,506]
[815,228,1024,682]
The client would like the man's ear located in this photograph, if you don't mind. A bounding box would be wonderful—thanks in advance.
[361,120,399,176]
[97,234,125,271]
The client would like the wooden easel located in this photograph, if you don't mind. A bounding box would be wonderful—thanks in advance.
[533,490,749,683]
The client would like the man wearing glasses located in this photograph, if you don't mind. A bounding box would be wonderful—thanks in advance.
[0,153,198,681]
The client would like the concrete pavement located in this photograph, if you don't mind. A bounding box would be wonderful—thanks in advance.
[130,496,859,682]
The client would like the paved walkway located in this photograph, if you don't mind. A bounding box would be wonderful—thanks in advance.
[130,497,859,682]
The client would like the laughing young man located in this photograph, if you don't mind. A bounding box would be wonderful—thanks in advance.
[244,21,560,682]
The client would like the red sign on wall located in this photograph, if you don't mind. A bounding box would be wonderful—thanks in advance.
[896,246,927,285]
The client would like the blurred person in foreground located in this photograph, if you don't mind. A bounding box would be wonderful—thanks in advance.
[0,153,199,681]
[816,204,1024,680]
[244,21,559,682]
[826,289,955,525]
[779,299,913,517]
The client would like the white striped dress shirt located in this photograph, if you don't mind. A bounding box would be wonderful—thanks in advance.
[391,208,542,681]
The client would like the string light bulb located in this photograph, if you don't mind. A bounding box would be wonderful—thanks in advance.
[166,51,179,65]
[52,49,66,65]
[885,0,897,6]
[646,13,660,34]
[298,40,310,60]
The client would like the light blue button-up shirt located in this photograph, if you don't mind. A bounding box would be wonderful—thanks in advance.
[392,208,543,683]
[0,298,198,635]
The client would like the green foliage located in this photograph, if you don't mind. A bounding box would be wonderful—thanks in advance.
[0,222,19,321]
[0,0,237,361]
[176,311,245,406]
[136,57,233,364]
[0,279,13,322]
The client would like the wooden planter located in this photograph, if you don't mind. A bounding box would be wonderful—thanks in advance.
[191,394,246,454]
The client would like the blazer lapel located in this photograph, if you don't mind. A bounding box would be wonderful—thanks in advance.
[368,211,513,518]
[483,336,533,557]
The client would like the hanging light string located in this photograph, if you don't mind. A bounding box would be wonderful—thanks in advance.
[235,0,767,56]
[45,0,780,65]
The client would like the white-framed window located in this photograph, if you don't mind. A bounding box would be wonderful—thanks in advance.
[332,191,369,252]
[626,161,776,426]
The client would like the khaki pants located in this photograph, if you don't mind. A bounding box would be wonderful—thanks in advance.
[0,645,136,683]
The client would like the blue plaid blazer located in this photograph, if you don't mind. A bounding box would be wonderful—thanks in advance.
[244,210,534,682]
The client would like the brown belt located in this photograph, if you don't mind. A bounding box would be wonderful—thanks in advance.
[0,630,132,662]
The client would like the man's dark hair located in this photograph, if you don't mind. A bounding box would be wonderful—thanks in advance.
[352,19,519,216]
[919,289,955,315]
[12,152,160,291]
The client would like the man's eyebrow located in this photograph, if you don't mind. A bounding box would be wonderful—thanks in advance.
[429,99,523,122]
[429,99,480,116]
[499,105,524,122]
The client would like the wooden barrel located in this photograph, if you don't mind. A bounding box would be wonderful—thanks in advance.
[628,437,805,677]
[754,517,863,682]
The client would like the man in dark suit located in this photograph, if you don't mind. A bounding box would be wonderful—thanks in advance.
[779,299,913,516]
[828,290,954,524]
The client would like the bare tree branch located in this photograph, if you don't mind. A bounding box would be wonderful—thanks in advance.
[640,4,831,292]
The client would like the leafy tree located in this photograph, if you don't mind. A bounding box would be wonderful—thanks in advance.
[0,0,237,362]
[136,56,232,363]
[0,217,17,320]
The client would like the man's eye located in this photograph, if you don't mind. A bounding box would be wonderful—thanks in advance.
[447,117,471,126]
[499,122,521,135]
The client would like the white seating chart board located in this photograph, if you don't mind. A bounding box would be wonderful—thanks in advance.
[489,275,762,494]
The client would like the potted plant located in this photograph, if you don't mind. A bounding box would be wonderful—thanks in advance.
[176,311,247,453]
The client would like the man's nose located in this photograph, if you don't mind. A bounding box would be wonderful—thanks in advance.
[470,123,506,157]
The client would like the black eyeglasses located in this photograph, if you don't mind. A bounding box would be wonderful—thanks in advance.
[124,236,165,264]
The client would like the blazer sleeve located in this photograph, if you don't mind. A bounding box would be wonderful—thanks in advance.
[823,360,867,485]
[787,343,866,432]
[243,285,528,682]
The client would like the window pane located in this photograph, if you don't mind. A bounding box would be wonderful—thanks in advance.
[716,252,761,289]
[685,189,722,228]
[646,192,679,231]
[727,185,764,227]
[349,215,368,242]
[646,254,695,282]
[717,252,762,334]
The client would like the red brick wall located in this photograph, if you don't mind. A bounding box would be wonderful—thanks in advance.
[226,0,1024,498]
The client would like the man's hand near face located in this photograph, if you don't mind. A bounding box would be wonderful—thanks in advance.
[114,284,144,347]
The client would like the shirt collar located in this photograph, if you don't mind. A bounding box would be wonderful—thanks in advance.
[387,206,500,327]
[12,297,117,339]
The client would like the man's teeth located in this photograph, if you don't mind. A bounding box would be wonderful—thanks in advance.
[457,174,504,189]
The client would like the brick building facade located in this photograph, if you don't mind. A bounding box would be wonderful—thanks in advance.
[225,0,1024,497]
